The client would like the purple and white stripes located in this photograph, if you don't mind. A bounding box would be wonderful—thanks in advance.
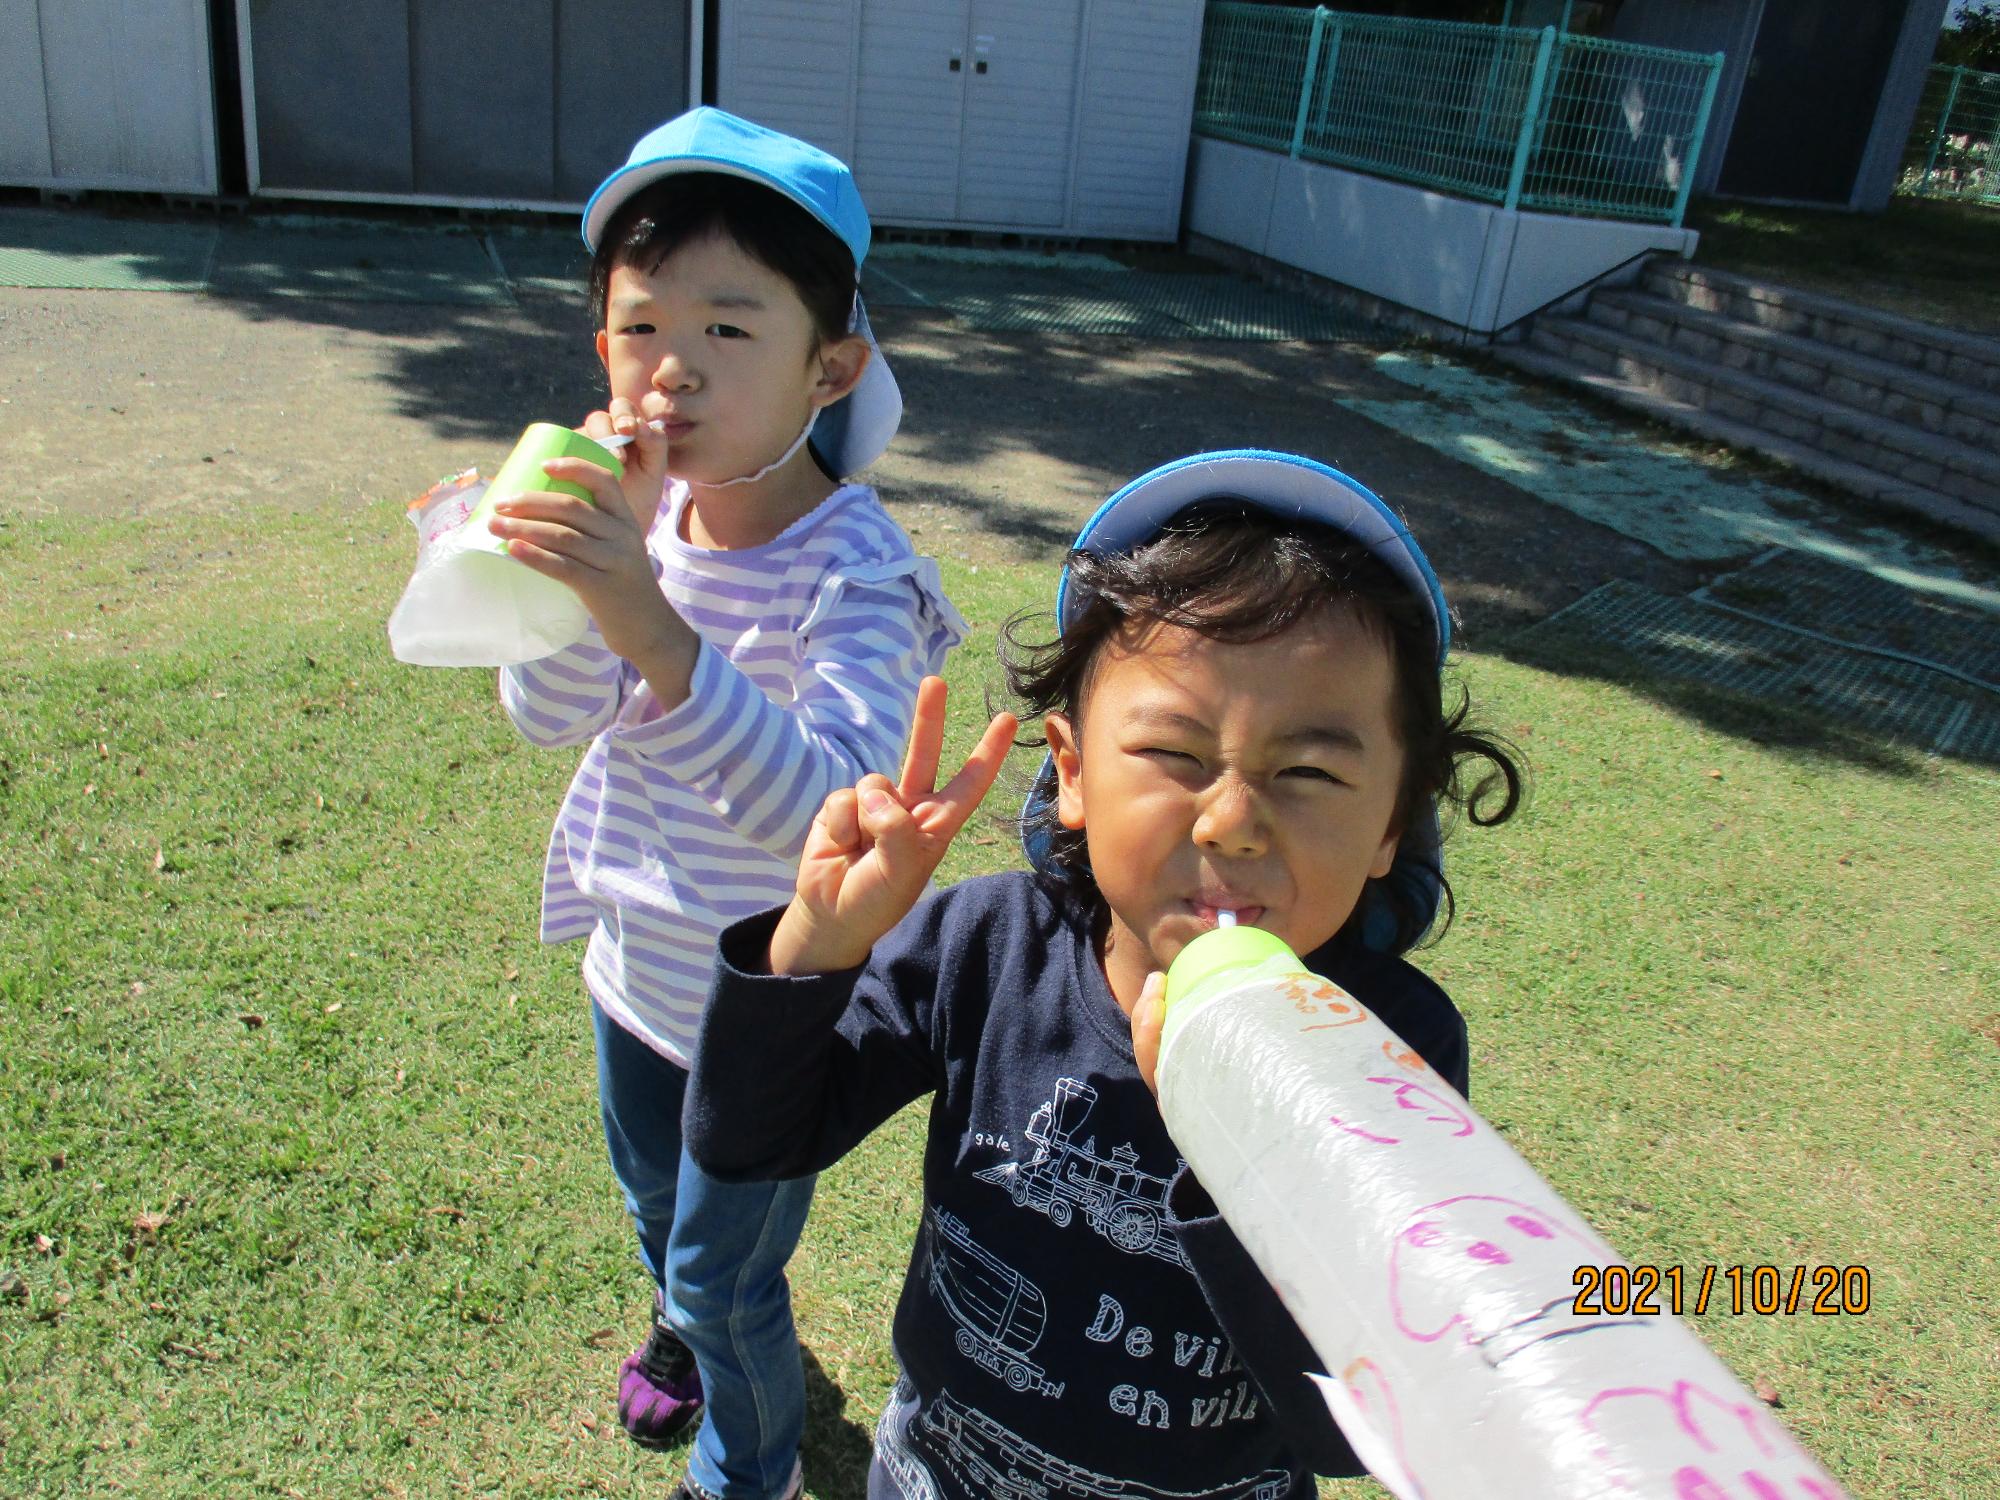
[501,481,966,1066]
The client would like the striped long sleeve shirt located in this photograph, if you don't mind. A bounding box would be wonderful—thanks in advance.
[499,480,966,1066]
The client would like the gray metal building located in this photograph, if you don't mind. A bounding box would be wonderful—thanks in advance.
[235,0,695,209]
[714,0,1205,240]
[2,0,222,196]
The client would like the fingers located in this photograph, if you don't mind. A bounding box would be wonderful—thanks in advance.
[920,710,1019,837]
[1132,970,1167,1096]
[896,677,948,803]
[854,773,914,845]
[542,455,633,519]
[628,411,670,474]
[813,787,862,854]
[592,399,670,475]
[489,514,618,572]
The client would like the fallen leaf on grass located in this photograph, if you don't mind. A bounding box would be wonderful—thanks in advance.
[580,1415,599,1433]
[1753,1377,1783,1407]
[426,1205,466,1221]
[129,982,145,997]
[324,1002,342,1014]
[133,1210,170,1235]
[583,1327,619,1348]
[502,963,520,981]
[34,1233,55,1254]
[165,1340,219,1362]
[238,1013,265,1029]
[152,849,165,871]
[1705,769,1723,780]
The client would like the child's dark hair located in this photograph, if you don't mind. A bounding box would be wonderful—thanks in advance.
[587,172,857,348]
[1002,501,1523,951]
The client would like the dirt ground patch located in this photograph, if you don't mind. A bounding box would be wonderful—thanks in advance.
[1,283,1692,642]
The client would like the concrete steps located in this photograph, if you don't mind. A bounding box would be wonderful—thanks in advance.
[1498,260,2000,544]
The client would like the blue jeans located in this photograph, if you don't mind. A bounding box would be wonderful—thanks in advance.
[594,1001,816,1499]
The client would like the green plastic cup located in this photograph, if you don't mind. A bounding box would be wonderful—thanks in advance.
[464,422,624,558]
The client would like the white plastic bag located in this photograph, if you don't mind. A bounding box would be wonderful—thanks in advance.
[387,468,592,667]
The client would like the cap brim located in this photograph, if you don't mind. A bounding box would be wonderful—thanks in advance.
[1057,450,1448,666]
[812,297,901,478]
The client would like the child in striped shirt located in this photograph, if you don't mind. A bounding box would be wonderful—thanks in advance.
[489,110,964,1500]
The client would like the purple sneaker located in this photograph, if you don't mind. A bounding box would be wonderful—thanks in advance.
[617,1296,704,1449]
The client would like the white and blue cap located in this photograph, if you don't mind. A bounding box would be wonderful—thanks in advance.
[1024,449,1451,953]
[581,107,900,478]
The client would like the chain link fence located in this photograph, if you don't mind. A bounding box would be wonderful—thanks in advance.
[1900,63,2000,203]
[1194,3,1722,226]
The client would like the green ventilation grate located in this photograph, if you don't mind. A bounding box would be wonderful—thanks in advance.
[0,209,216,292]
[1519,579,2000,763]
[1701,549,2000,691]
[205,222,513,306]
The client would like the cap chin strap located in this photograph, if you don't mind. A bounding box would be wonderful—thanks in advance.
[707,408,819,489]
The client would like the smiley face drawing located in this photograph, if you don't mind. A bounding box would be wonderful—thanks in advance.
[1388,1195,1635,1365]
[1579,1379,1846,1499]
[1328,1076,1477,1146]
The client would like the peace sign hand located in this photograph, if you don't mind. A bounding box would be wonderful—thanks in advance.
[769,676,1018,976]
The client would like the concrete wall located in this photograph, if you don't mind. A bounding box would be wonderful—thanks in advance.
[1185,136,1696,337]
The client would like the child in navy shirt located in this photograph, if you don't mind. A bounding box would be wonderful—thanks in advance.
[688,451,1522,1498]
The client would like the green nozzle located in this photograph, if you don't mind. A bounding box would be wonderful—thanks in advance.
[1163,924,1299,1012]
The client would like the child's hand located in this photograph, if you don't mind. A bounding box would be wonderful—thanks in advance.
[770,677,1018,975]
[1130,972,1167,1096]
[488,456,693,677]
[581,402,671,536]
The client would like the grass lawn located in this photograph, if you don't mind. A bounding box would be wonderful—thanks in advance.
[1686,194,2000,336]
[2,502,1995,1498]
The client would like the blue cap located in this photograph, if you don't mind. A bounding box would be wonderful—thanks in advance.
[1056,450,1449,665]
[1023,450,1449,954]
[581,108,898,477]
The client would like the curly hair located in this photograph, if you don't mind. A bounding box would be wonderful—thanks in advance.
[1001,501,1522,950]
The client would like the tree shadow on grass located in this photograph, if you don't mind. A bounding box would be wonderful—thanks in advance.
[52,202,1986,783]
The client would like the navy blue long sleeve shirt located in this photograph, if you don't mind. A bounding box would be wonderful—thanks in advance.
[687,871,1470,1500]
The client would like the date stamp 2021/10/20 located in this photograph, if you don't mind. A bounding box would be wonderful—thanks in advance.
[1571,1265,1872,1317]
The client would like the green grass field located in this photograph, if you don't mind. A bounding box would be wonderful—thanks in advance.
[2,503,1995,1498]
[1687,195,2000,336]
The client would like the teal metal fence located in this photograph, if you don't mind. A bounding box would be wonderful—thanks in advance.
[1900,63,2000,203]
[1193,4,1722,226]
